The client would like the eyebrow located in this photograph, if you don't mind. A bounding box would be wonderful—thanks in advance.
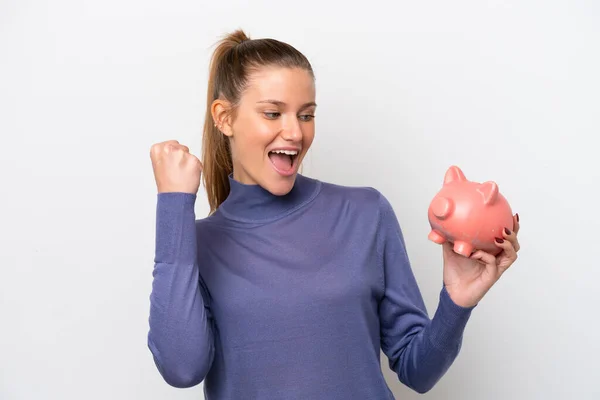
[256,99,317,110]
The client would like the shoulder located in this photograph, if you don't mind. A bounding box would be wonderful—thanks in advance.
[315,177,395,218]
[315,178,404,246]
[194,211,226,232]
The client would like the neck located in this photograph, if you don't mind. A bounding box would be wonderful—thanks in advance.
[218,174,321,222]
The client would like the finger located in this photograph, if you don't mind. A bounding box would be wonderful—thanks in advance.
[502,226,520,252]
[473,249,508,280]
[168,144,190,152]
[187,154,203,169]
[512,213,520,235]
[164,142,188,154]
[470,250,496,266]
[510,236,520,252]
[495,236,518,264]
[150,144,159,159]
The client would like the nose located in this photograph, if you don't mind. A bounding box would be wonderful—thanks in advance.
[281,116,302,142]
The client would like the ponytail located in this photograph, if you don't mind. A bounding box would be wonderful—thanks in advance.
[201,30,248,214]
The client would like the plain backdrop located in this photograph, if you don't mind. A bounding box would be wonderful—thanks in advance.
[1,1,599,399]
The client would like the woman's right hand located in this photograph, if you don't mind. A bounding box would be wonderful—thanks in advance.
[150,140,203,194]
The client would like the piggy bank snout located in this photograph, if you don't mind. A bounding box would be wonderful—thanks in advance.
[430,196,454,219]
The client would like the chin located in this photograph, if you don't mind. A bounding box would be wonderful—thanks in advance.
[263,173,297,196]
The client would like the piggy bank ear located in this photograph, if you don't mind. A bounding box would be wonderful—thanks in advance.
[444,165,467,185]
[479,181,499,205]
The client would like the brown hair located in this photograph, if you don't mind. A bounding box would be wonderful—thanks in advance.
[201,29,314,214]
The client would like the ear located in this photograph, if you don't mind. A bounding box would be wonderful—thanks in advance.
[443,165,467,185]
[211,99,233,137]
[478,181,499,205]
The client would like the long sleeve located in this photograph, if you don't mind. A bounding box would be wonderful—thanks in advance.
[147,192,215,388]
[377,193,475,394]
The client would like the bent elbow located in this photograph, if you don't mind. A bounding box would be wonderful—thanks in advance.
[401,373,442,394]
[148,339,213,388]
[412,382,435,394]
[151,352,211,388]
[161,367,205,388]
[395,364,441,395]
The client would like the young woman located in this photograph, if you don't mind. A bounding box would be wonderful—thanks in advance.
[147,29,521,399]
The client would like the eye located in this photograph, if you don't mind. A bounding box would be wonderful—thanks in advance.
[299,114,315,122]
[263,112,280,119]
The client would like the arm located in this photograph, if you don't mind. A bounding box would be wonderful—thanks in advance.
[147,192,215,388]
[377,193,474,394]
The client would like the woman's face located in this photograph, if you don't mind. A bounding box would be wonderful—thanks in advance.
[214,66,316,196]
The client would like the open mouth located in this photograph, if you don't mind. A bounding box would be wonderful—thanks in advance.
[268,149,299,175]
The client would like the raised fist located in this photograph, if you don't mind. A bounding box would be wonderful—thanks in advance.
[150,140,202,194]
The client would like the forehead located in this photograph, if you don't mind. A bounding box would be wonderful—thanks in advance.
[243,67,315,104]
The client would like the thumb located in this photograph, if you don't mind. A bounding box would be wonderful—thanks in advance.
[469,250,496,266]
[470,250,502,279]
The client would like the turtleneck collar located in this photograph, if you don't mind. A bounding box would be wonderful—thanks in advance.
[217,173,322,223]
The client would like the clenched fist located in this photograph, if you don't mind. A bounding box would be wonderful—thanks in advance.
[150,140,202,194]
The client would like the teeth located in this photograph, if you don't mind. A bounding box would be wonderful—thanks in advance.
[271,149,298,155]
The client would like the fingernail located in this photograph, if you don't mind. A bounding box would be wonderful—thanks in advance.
[495,237,504,243]
[505,228,511,235]
[516,213,519,222]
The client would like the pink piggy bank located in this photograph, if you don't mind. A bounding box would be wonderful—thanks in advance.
[428,165,514,257]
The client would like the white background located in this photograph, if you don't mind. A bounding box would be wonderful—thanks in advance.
[1,1,598,399]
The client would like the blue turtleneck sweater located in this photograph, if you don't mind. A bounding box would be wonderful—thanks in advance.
[147,174,475,399]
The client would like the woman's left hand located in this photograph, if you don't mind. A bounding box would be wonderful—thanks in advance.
[443,214,521,308]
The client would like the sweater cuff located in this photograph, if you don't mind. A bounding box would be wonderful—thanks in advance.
[155,192,197,265]
[427,286,475,352]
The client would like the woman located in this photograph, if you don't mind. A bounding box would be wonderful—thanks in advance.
[147,29,520,399]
